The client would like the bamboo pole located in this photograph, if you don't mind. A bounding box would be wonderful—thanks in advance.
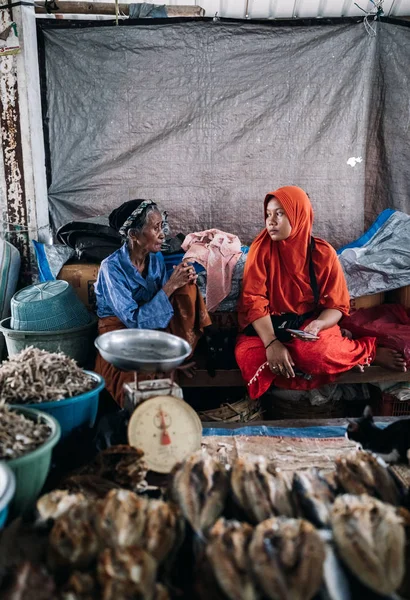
[35,2,205,16]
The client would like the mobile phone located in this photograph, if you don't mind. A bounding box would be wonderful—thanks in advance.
[286,329,319,340]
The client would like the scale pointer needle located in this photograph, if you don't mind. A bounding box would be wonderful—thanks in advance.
[159,409,171,445]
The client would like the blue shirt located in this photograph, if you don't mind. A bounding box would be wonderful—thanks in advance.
[94,244,174,329]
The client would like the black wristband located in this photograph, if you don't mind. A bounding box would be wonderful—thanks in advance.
[265,338,278,350]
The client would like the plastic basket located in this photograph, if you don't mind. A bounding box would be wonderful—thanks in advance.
[379,392,410,417]
[11,281,91,331]
[24,371,105,438]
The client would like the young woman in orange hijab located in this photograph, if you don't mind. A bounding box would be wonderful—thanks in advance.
[235,186,407,399]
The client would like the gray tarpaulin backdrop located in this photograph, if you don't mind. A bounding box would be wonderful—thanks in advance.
[43,20,410,247]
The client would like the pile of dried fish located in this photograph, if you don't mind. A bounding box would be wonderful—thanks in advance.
[0,346,95,404]
[2,446,410,600]
[41,488,182,599]
[0,404,51,460]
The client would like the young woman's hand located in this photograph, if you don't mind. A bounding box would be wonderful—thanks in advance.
[303,319,325,337]
[163,262,196,296]
[266,341,295,378]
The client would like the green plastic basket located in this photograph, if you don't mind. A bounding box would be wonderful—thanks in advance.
[6,407,61,516]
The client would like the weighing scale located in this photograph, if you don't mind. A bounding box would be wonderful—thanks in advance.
[95,329,203,474]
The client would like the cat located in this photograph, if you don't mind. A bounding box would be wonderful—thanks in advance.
[205,326,238,377]
[346,405,410,464]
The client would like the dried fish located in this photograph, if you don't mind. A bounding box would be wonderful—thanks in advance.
[292,468,336,529]
[60,571,99,600]
[0,346,94,404]
[335,450,401,506]
[0,404,51,460]
[36,490,86,522]
[249,517,326,600]
[1,561,56,600]
[331,494,405,595]
[170,450,229,535]
[48,500,100,570]
[79,445,148,490]
[153,583,171,600]
[206,518,258,600]
[231,456,294,523]
[320,541,352,600]
[397,507,410,600]
[95,489,183,564]
[60,475,120,499]
[142,499,184,564]
[97,546,157,600]
[95,489,148,549]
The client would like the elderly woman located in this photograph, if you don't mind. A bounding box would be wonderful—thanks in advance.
[94,199,211,405]
[235,186,407,400]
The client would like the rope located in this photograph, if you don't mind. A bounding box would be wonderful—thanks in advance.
[354,0,384,37]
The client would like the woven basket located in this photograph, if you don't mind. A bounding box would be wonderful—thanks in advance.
[272,394,345,420]
[198,396,263,423]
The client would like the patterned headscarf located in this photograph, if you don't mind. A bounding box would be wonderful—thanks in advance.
[119,200,157,239]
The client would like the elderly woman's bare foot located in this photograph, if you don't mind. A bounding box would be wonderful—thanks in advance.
[374,347,407,372]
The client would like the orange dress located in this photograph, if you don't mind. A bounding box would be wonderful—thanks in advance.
[235,186,376,399]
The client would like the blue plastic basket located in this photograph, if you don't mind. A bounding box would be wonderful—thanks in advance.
[0,463,15,529]
[11,281,91,332]
[25,371,105,438]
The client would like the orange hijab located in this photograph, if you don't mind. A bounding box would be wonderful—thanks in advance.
[238,186,350,330]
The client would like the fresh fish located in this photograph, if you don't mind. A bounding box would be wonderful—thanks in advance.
[335,451,401,506]
[249,517,326,600]
[231,456,294,524]
[292,468,336,529]
[169,450,229,534]
[97,546,157,600]
[206,518,258,600]
[331,494,405,595]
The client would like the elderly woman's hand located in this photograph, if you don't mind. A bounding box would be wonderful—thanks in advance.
[266,341,295,378]
[163,262,197,296]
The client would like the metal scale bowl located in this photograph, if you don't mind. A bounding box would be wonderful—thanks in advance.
[95,330,202,473]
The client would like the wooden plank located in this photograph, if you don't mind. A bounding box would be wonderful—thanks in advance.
[35,2,205,16]
[180,366,410,387]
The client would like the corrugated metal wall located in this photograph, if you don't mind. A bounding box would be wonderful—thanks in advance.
[158,0,410,19]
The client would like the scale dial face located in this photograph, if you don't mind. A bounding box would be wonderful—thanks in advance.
[127,395,202,474]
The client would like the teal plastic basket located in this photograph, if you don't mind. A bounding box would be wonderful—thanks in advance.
[24,371,105,438]
[6,407,61,516]
[11,281,91,332]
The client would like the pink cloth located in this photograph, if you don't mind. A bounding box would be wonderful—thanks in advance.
[182,229,242,312]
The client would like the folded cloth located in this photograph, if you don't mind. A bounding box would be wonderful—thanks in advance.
[182,229,242,312]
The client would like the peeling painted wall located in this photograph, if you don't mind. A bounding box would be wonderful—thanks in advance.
[0,6,31,282]
[0,2,50,284]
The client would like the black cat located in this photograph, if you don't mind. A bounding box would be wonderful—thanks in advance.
[205,327,238,377]
[346,405,410,463]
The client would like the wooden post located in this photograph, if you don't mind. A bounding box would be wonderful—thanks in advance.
[0,0,50,283]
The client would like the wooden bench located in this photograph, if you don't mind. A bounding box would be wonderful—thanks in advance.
[179,365,410,388]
